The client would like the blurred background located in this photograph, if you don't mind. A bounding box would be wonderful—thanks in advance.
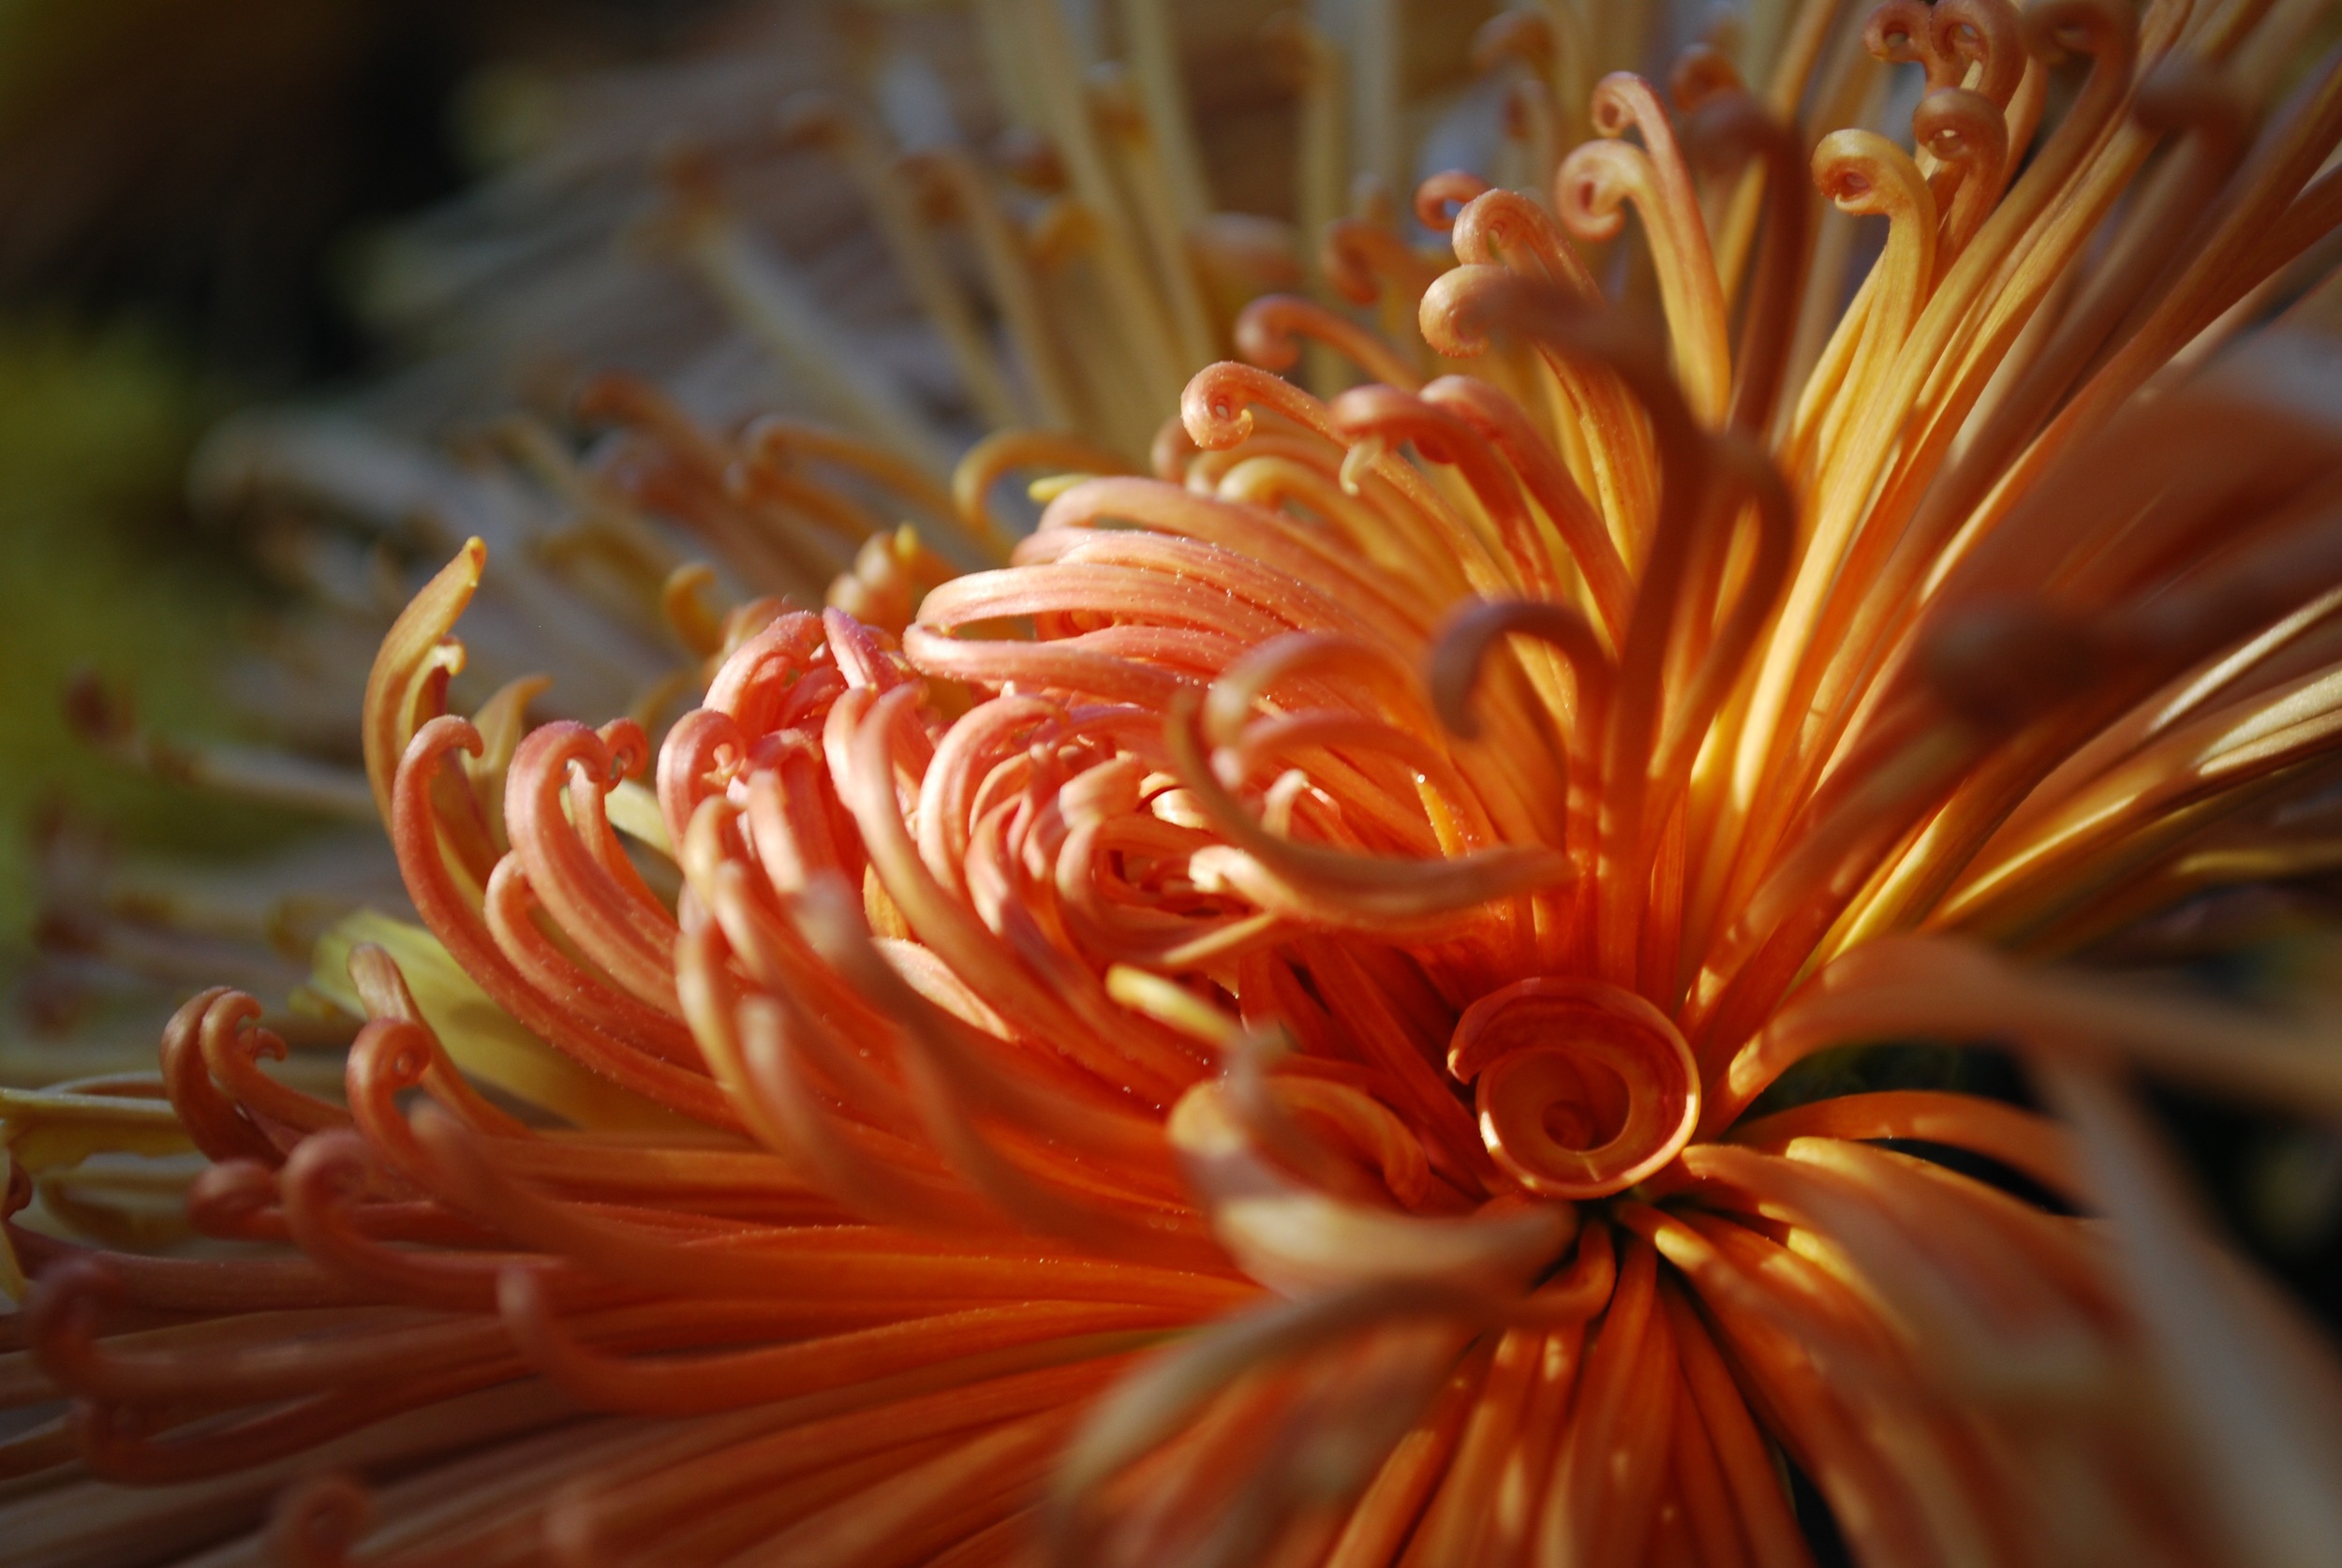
[0,0,732,954]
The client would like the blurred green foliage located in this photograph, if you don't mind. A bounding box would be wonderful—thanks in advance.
[0,318,290,946]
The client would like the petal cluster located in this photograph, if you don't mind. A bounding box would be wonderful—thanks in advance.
[11,2,2342,1566]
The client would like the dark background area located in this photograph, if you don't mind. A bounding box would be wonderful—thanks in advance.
[0,0,729,385]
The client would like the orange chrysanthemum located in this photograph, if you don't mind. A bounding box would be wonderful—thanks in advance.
[11,3,2342,1566]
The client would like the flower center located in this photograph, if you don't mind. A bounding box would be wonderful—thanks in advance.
[1447,976,1701,1198]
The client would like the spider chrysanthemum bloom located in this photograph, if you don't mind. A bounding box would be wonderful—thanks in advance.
[12,1,2342,1565]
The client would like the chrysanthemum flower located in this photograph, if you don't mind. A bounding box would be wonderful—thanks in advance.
[12,2,2342,1565]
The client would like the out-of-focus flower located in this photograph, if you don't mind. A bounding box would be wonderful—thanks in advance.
[0,323,312,1023]
[0,0,741,377]
[11,3,2342,1566]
